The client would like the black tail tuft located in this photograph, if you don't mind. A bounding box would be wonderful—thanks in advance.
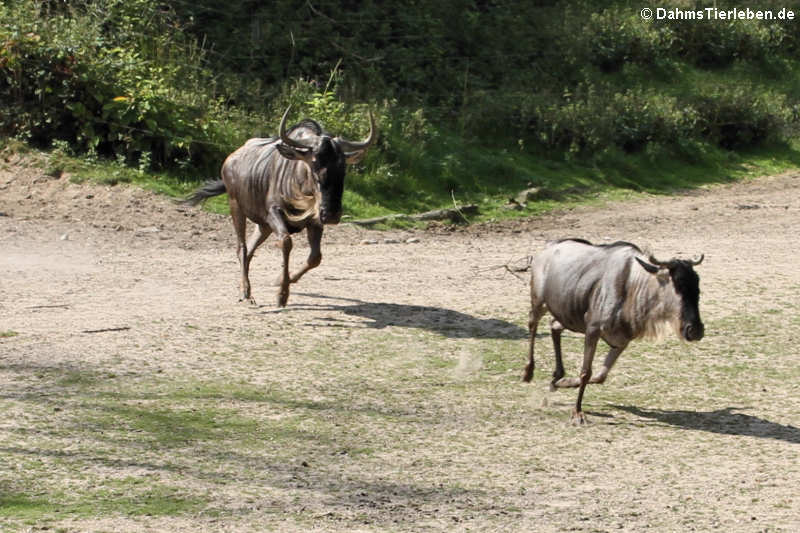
[180,179,227,206]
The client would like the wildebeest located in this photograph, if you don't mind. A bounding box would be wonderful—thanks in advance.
[523,238,704,424]
[183,106,377,306]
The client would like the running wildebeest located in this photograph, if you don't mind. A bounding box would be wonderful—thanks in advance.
[524,239,704,425]
[183,106,377,307]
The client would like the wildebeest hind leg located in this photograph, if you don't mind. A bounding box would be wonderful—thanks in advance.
[523,301,546,382]
[230,200,256,305]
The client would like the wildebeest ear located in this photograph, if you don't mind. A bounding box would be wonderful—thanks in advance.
[635,256,660,274]
[277,142,310,161]
[344,150,367,165]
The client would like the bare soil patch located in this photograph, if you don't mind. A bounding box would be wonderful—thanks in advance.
[2,158,800,532]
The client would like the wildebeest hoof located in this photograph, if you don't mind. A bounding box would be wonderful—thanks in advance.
[276,289,289,307]
[522,366,534,383]
[570,410,588,426]
[239,297,258,306]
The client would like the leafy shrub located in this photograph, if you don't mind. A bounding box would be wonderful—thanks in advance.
[673,21,747,68]
[2,0,800,182]
[580,10,673,73]
[606,91,688,152]
[693,86,789,149]
[529,85,700,155]
[670,16,796,68]
[0,0,234,173]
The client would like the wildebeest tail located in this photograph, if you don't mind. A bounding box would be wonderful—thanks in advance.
[180,179,227,206]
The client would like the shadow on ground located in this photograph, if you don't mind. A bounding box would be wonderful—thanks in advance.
[615,405,800,444]
[263,293,528,340]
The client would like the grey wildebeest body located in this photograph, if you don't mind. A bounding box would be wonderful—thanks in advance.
[183,107,376,306]
[523,239,704,424]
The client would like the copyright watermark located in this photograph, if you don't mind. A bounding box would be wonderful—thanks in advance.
[641,7,796,21]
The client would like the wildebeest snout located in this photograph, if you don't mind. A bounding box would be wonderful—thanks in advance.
[320,207,341,225]
[683,322,704,341]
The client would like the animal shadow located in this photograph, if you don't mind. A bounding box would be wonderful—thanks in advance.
[278,293,528,340]
[614,405,800,444]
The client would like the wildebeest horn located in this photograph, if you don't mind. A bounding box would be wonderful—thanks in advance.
[649,254,704,267]
[279,106,312,150]
[336,110,377,152]
[647,255,669,268]
[689,254,704,266]
[635,257,660,274]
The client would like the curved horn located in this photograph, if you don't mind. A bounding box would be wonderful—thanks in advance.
[635,256,660,274]
[648,255,669,268]
[279,106,311,150]
[336,110,377,152]
[689,254,704,266]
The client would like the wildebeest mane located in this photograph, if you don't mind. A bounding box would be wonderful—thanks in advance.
[217,120,333,224]
[621,249,681,341]
[276,120,328,223]
[288,119,327,136]
[557,238,643,253]
[234,122,327,224]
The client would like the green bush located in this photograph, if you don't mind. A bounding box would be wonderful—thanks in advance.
[2,0,800,186]
[669,13,795,68]
[529,85,700,155]
[693,86,789,149]
[579,10,673,73]
[0,0,236,173]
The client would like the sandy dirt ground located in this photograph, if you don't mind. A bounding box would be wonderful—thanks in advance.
[1,154,799,532]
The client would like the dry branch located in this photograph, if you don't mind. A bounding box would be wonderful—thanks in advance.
[81,326,131,334]
[472,255,532,282]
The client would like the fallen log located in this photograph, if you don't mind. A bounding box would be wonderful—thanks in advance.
[348,213,411,226]
[349,204,479,226]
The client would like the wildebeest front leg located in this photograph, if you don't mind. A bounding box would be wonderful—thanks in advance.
[550,319,566,391]
[589,344,627,384]
[245,223,272,263]
[289,224,323,284]
[571,329,600,425]
[267,207,293,307]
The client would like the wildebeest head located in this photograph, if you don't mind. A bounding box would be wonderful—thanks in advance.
[635,254,705,341]
[277,106,377,224]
